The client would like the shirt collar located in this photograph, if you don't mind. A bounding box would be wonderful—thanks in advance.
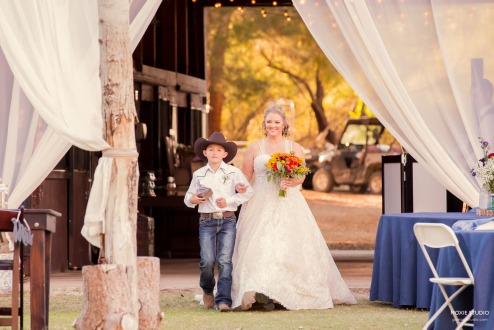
[205,161,228,174]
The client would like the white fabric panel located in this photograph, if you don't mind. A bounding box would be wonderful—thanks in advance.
[293,0,494,206]
[0,1,107,150]
[130,0,163,52]
[0,0,161,208]
[81,157,112,247]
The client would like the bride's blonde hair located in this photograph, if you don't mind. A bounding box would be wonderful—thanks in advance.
[261,104,290,137]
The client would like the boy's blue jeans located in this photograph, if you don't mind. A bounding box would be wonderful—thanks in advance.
[199,215,236,307]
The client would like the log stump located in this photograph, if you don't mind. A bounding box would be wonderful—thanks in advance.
[137,257,164,330]
[73,264,137,330]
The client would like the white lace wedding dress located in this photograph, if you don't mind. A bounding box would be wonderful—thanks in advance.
[231,143,357,310]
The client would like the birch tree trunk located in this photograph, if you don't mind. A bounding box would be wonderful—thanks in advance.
[76,1,164,328]
[99,0,139,318]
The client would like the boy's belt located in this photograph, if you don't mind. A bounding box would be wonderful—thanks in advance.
[200,211,235,220]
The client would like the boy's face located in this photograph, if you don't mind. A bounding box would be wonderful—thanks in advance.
[203,143,228,165]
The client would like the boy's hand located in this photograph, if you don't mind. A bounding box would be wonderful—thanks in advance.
[215,197,227,208]
[190,193,206,205]
[236,183,247,194]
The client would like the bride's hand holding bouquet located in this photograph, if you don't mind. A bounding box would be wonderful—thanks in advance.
[266,151,310,197]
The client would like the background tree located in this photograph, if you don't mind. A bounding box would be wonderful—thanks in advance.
[206,7,362,149]
[206,9,234,134]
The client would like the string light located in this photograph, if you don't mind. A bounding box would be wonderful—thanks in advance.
[283,10,291,21]
[204,3,300,23]
[193,0,294,8]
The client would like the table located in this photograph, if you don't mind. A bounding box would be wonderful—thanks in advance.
[370,212,480,308]
[23,209,59,330]
[429,230,494,330]
[0,208,59,329]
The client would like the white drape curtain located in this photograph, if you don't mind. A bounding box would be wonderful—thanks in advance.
[293,0,494,207]
[0,0,161,208]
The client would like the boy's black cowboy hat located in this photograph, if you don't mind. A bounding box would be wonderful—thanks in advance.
[194,132,238,163]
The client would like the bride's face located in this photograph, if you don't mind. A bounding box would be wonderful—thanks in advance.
[264,113,285,137]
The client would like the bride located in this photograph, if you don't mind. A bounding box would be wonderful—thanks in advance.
[231,104,356,310]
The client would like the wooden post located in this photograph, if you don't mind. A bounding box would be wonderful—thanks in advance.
[76,1,164,327]
[99,0,139,316]
[98,0,139,319]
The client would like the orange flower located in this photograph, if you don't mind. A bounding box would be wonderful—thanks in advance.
[266,151,310,197]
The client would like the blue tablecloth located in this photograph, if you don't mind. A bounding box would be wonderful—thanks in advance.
[370,212,481,309]
[429,230,494,330]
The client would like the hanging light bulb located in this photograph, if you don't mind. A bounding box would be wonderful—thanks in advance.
[261,8,267,18]
[286,15,291,22]
[251,0,256,3]
[273,1,278,6]
[192,0,197,2]
[284,10,288,17]
[214,2,222,7]
[237,6,244,12]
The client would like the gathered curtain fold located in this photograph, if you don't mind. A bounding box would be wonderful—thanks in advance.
[293,0,494,207]
[0,0,161,208]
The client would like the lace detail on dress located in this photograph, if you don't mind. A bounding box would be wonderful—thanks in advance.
[231,144,356,310]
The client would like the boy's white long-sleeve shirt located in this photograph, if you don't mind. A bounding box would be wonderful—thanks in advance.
[184,161,253,212]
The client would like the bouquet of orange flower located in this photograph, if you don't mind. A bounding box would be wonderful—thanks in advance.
[266,151,310,197]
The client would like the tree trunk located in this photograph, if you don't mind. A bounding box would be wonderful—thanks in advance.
[137,257,164,330]
[73,265,138,330]
[207,11,234,134]
[76,0,146,326]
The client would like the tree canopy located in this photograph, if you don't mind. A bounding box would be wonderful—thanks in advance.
[206,7,365,149]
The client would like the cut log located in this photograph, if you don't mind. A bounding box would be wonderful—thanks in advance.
[137,257,164,330]
[73,264,137,330]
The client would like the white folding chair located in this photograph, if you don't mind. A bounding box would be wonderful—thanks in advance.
[413,223,474,330]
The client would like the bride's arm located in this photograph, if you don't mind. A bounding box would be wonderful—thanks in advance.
[241,142,257,183]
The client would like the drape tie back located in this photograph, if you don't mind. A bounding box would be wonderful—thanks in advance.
[81,148,138,247]
[102,148,139,158]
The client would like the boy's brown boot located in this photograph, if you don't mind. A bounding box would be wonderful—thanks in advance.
[218,303,231,312]
[203,293,214,309]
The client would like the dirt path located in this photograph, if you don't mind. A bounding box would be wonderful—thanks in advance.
[302,189,382,250]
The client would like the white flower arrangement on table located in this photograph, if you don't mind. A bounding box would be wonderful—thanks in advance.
[471,137,494,193]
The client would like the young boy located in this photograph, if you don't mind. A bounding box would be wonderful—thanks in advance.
[184,132,253,312]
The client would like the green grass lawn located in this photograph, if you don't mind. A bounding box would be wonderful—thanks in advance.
[1,291,429,329]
